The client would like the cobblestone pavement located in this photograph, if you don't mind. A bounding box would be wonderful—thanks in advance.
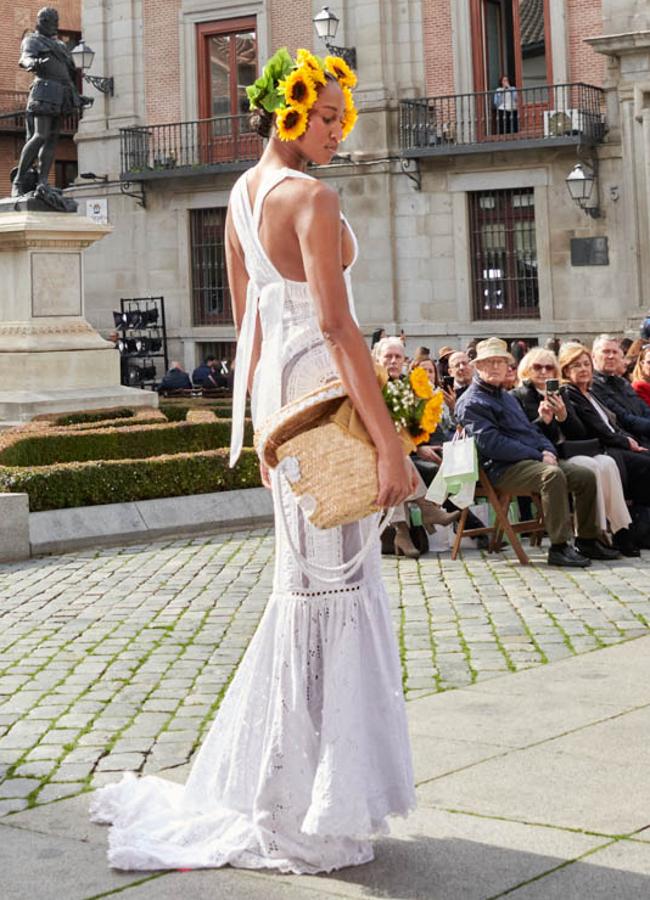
[0,529,649,819]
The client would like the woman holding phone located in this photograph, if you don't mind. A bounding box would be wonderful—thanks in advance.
[513,347,631,556]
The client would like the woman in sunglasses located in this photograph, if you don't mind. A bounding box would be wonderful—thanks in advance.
[512,347,631,557]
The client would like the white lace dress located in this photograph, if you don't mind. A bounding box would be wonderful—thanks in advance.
[89,167,415,875]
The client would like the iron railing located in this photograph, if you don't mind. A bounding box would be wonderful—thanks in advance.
[0,90,78,134]
[120,114,263,180]
[400,83,606,156]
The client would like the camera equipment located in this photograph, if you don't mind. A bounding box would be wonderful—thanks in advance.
[545,378,560,395]
[442,375,454,391]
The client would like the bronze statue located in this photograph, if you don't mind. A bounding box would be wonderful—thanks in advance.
[10,6,92,211]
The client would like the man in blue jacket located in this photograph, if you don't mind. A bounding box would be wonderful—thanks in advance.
[456,337,612,567]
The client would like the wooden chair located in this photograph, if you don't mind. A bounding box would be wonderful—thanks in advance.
[451,467,546,566]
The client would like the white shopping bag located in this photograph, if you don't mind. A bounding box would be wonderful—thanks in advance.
[425,429,478,509]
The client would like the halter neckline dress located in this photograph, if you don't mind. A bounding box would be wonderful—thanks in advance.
[90,165,415,875]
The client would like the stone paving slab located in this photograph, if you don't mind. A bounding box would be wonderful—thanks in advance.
[0,531,649,818]
[4,634,650,898]
[506,840,650,898]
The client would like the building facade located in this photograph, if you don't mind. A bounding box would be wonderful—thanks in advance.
[74,0,650,371]
[0,0,81,197]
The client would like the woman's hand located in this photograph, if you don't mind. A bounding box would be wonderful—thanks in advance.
[547,394,567,422]
[417,445,443,465]
[538,399,554,425]
[376,449,418,508]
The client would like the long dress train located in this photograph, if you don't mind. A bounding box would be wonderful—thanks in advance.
[89,166,415,875]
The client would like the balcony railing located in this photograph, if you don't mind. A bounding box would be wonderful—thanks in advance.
[120,114,263,181]
[0,90,78,134]
[400,83,606,157]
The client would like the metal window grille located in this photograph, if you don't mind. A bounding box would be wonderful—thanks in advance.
[190,207,233,325]
[469,187,539,320]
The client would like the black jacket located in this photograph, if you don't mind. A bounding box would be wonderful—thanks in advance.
[511,381,585,447]
[559,383,630,450]
[591,371,650,440]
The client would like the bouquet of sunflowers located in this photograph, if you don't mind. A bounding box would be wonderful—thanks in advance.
[246,47,358,142]
[382,369,444,447]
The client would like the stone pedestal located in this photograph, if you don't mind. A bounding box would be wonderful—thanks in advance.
[0,212,158,422]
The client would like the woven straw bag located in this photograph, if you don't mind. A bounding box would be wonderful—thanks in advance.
[255,380,380,529]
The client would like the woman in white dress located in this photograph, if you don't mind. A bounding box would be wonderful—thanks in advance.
[90,50,417,875]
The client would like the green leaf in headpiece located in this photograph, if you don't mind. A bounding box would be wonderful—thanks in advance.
[246,47,294,112]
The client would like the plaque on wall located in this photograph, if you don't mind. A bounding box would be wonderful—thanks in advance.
[570,237,609,266]
[31,253,82,317]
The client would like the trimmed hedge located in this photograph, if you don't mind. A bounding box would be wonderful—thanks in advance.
[161,404,235,422]
[0,448,262,512]
[45,408,137,426]
[0,420,253,467]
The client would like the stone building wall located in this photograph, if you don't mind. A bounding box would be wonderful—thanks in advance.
[75,0,650,370]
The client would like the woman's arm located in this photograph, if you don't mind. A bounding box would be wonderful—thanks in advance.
[294,183,416,507]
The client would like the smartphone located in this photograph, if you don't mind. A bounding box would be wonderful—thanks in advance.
[442,375,455,391]
[545,378,560,395]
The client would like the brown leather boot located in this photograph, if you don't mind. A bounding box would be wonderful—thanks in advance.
[393,521,420,559]
[413,498,461,534]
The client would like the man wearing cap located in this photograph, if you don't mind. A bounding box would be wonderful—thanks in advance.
[437,346,454,379]
[456,337,610,567]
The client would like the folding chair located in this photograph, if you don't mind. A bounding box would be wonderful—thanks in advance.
[451,467,545,566]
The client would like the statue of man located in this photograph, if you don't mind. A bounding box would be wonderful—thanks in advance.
[11,6,92,199]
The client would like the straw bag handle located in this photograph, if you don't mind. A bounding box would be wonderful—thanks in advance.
[275,473,392,584]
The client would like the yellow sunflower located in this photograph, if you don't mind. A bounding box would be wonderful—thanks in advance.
[296,48,326,85]
[324,55,357,89]
[278,69,318,113]
[421,393,444,433]
[409,366,434,400]
[275,106,309,141]
[341,89,358,139]
[412,429,431,446]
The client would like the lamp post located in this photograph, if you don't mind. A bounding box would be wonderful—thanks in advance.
[313,6,357,69]
[565,162,601,218]
[71,40,114,96]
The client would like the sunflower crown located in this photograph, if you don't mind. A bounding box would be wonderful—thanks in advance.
[246,47,358,142]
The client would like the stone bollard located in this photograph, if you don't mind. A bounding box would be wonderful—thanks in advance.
[0,493,30,562]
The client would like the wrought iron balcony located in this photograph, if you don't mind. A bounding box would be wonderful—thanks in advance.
[0,90,78,135]
[400,83,606,158]
[119,114,263,181]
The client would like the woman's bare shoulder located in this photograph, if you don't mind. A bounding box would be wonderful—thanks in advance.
[284,176,340,221]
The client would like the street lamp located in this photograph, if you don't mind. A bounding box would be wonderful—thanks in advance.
[71,40,114,96]
[565,162,600,218]
[313,6,357,69]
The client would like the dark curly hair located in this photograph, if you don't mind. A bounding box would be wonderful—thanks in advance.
[248,71,339,139]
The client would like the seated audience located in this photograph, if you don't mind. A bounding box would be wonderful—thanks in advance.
[447,351,473,400]
[513,348,631,557]
[558,343,650,544]
[632,344,650,408]
[374,338,459,558]
[591,334,650,446]
[192,356,219,388]
[159,361,192,392]
[456,337,601,568]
